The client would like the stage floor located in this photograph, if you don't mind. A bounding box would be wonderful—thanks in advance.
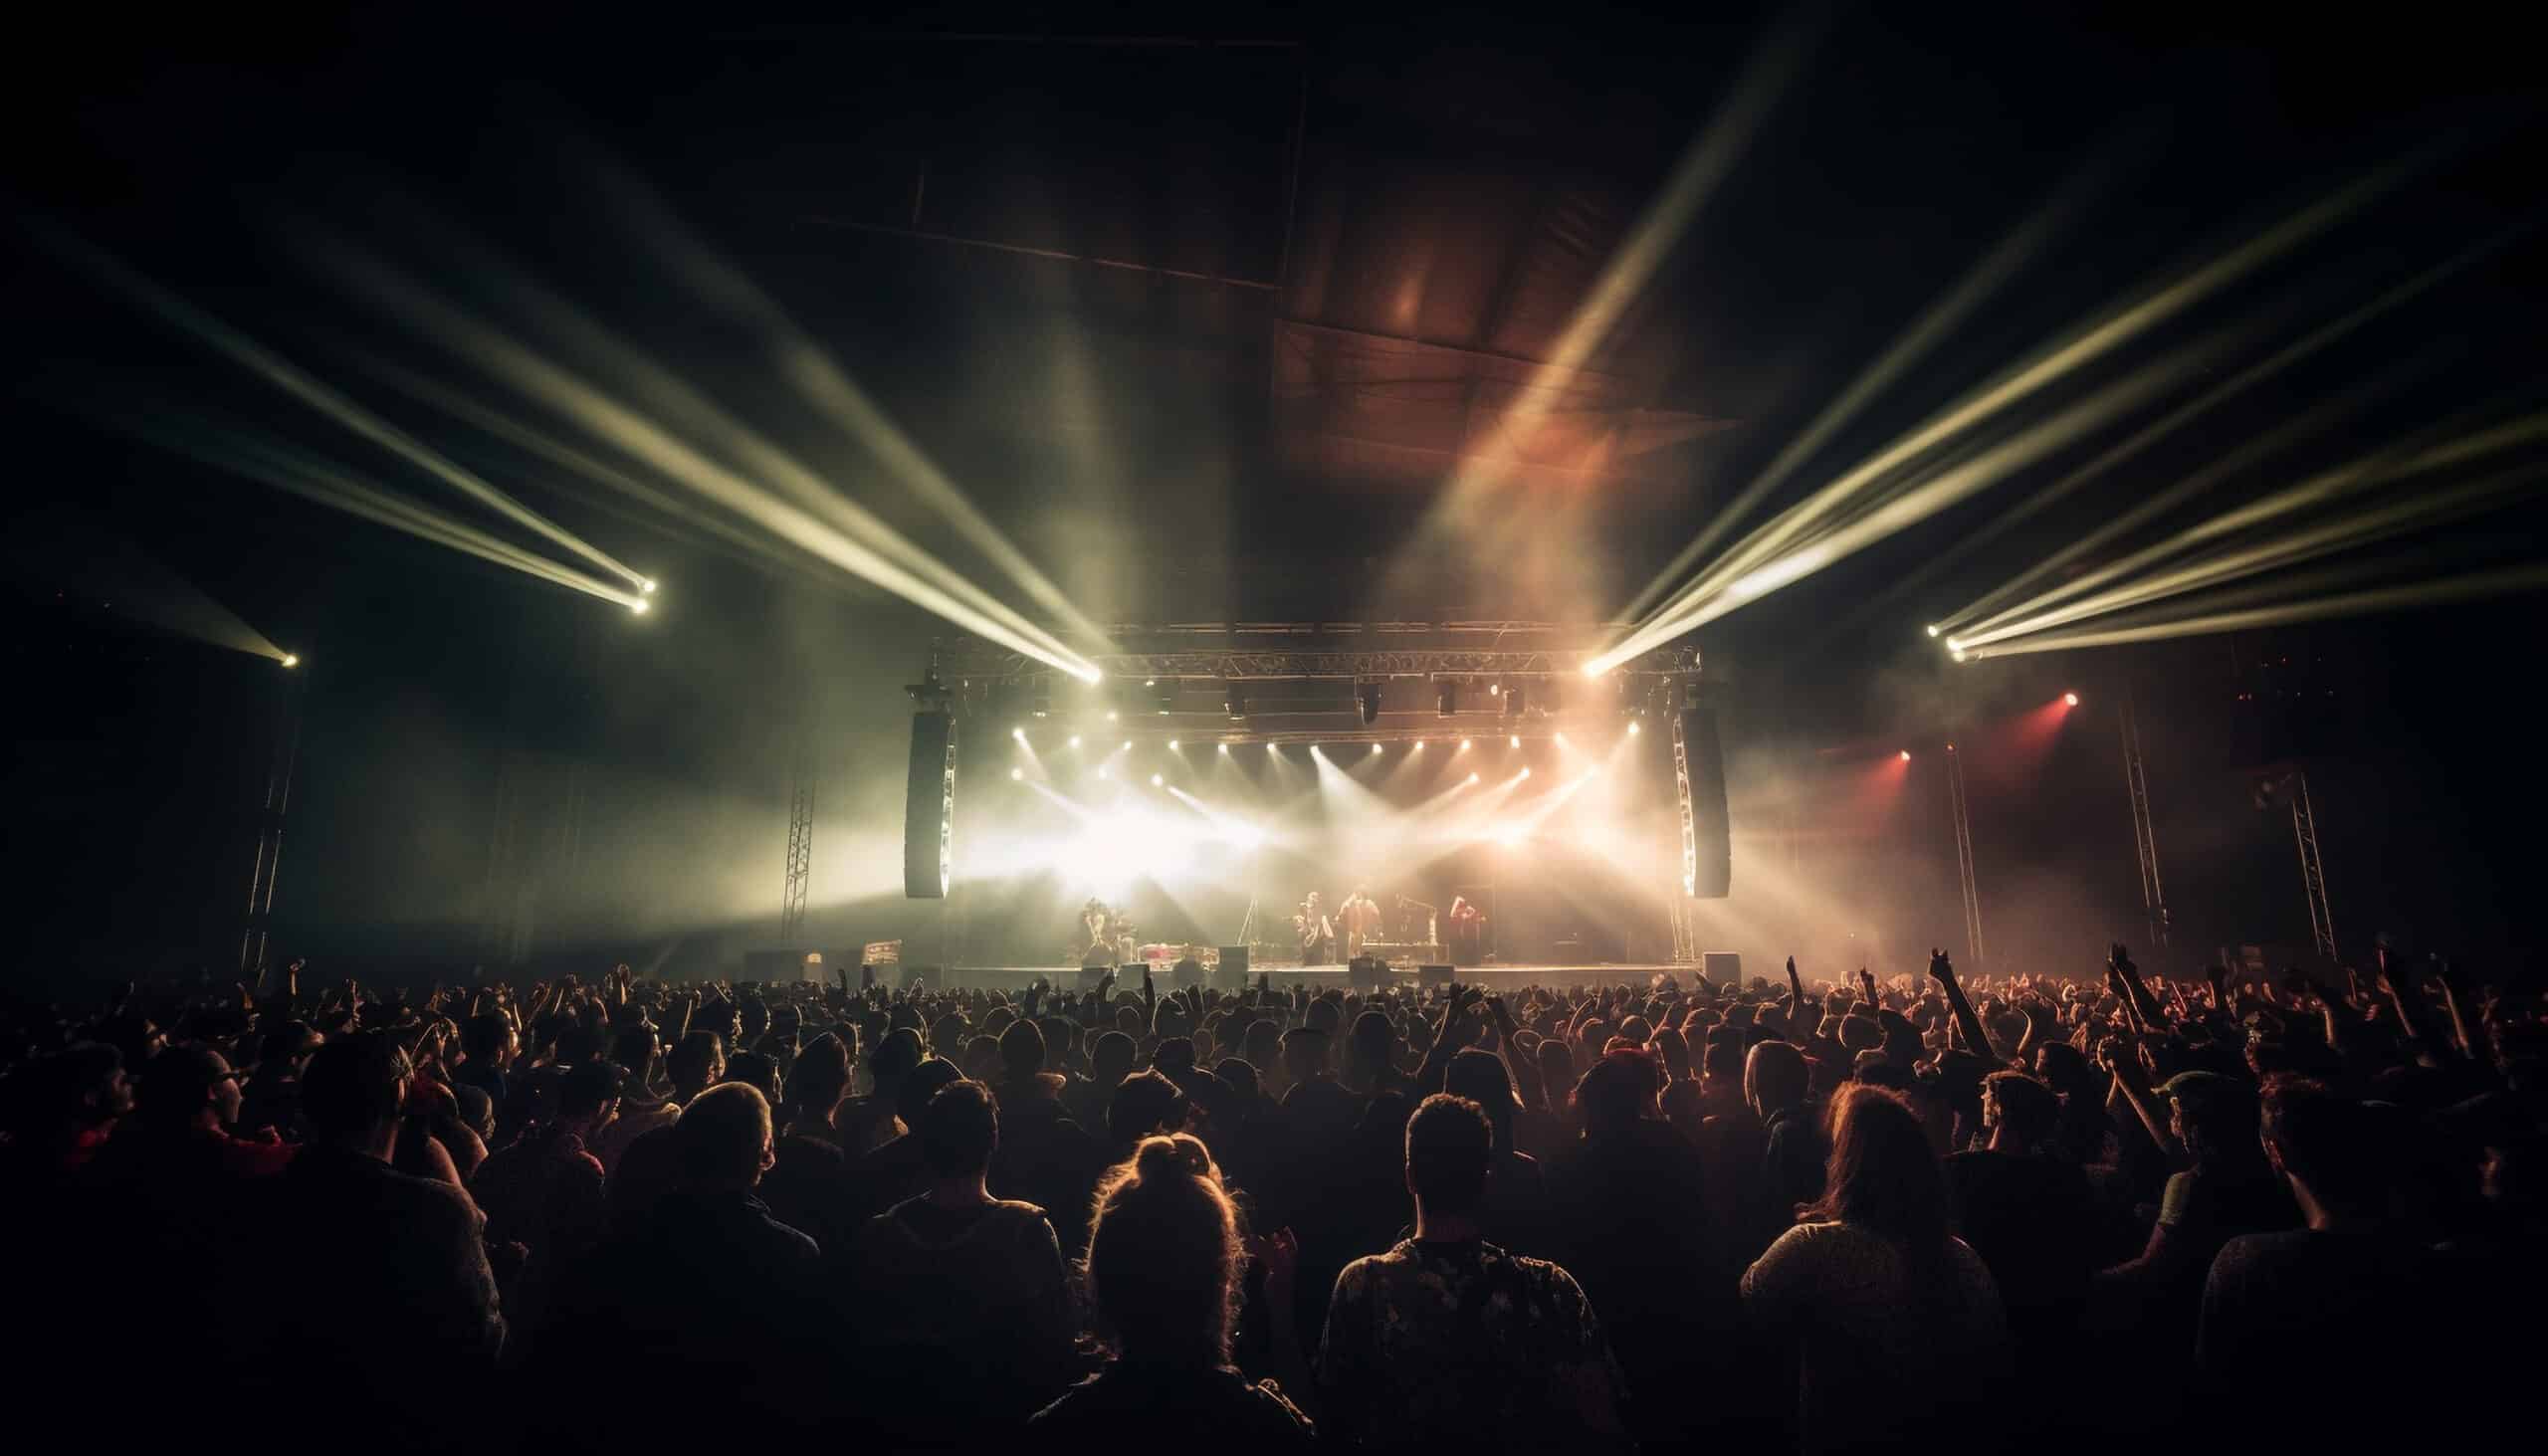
[923,962,1691,992]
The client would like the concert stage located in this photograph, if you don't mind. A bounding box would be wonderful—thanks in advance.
[916,962,1703,993]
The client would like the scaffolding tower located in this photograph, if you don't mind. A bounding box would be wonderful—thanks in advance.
[237,668,308,976]
[1946,743,1985,971]
[2119,688,2170,952]
[780,734,816,944]
[2290,769,2336,962]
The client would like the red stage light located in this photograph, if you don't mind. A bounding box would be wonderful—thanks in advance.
[1898,749,1912,761]
[2063,692,2080,707]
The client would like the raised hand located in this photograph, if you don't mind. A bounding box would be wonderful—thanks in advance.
[1928,948,1955,984]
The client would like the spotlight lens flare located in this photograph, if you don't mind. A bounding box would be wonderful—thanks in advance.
[1509,734,1521,748]
[1168,739,1179,749]
[1627,721,1640,735]
[629,597,650,615]
[1370,743,1381,755]
[1151,773,1164,787]
[1012,727,1025,741]
[1010,767,1022,780]
[1068,735,1081,747]
[639,578,658,595]
[2063,692,2081,706]
[1458,738,1472,751]
[1924,624,1938,638]
[1468,771,1481,783]
[1899,749,1913,761]
[1218,743,1230,754]
[280,654,300,669]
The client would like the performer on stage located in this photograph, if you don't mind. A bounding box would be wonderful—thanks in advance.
[1078,898,1115,966]
[1336,887,1384,961]
[1295,892,1335,965]
[1448,894,1486,966]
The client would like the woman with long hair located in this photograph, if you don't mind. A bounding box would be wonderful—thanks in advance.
[1740,1084,2008,1454]
[1030,1134,1313,1448]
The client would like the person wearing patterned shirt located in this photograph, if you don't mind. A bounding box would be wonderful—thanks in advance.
[1317,1093,1630,1451]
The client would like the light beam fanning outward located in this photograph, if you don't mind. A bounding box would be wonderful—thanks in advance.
[305,240,1103,681]
[1957,563,2548,658]
[578,155,1117,659]
[115,404,647,610]
[1590,164,2416,674]
[26,221,647,592]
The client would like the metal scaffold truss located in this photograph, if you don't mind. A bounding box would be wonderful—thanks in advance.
[2119,687,2170,951]
[2290,770,2336,962]
[928,622,1700,685]
[780,737,816,943]
[1946,744,1986,971]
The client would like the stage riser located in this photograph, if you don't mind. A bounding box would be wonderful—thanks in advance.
[896,963,1696,993]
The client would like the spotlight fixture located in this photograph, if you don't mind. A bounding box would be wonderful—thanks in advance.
[1370,742,1381,756]
[1627,721,1640,735]
[1068,734,1082,747]
[1121,739,1132,750]
[1458,738,1472,751]
[1924,624,1937,638]
[1899,749,1913,761]
[1144,678,1157,687]
[1011,727,1026,741]
[1468,771,1481,783]
[1168,739,1180,749]
[1358,682,1382,727]
[1151,679,1175,715]
[1218,743,1230,754]
[1098,766,1110,779]
[1951,650,1970,664]
[630,598,650,615]
[1010,767,1023,780]
[1554,731,1568,745]
[1436,680,1458,718]
[1151,773,1164,787]
[1520,766,1533,779]
[1225,682,1246,721]
[1489,683,1501,696]
[280,653,300,669]
[1107,710,1119,723]
[2063,692,2080,707]
[1509,734,1521,748]
[639,578,658,595]
[1412,740,1425,751]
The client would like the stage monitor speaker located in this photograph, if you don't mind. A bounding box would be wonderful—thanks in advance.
[1170,954,1205,988]
[1679,707,1732,899]
[1077,963,1112,992]
[1701,951,1743,989]
[1349,954,1387,990]
[903,711,956,899]
[1417,963,1453,988]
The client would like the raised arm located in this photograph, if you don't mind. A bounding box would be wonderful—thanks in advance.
[1929,949,2002,1070]
[1413,984,1482,1094]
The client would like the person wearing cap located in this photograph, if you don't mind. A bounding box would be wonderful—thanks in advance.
[2098,1065,2297,1355]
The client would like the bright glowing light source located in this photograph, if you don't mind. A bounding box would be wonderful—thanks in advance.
[1151,773,1164,787]
[1168,739,1179,749]
[1951,649,1969,663]
[1489,683,1501,695]
[1947,742,1957,751]
[1899,749,1912,761]
[280,654,299,669]
[1098,766,1109,779]
[1068,735,1082,747]
[1580,661,1602,678]
[1945,637,1964,652]
[1144,678,1157,687]
[1218,743,1230,754]
[1509,734,1521,747]
[2063,692,2080,706]
[1496,826,1524,847]
[629,597,650,614]
[1412,740,1424,751]
[1520,766,1533,779]
[1370,743,1381,755]
[1011,727,1025,740]
[1627,721,1640,735]
[1554,731,1568,744]
[1009,767,1023,780]
[640,578,657,595]
[1107,711,1119,722]
[1925,624,1938,637]
[1121,739,1132,751]
[1458,738,1472,751]
[1468,771,1481,783]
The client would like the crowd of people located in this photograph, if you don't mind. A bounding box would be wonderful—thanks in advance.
[2,942,2537,1453]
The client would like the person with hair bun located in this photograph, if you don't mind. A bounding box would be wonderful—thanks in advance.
[1031,1133,1314,1449]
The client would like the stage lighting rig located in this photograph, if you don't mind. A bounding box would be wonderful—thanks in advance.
[903,672,953,711]
[280,653,300,669]
[1225,682,1246,721]
[1358,682,1382,726]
